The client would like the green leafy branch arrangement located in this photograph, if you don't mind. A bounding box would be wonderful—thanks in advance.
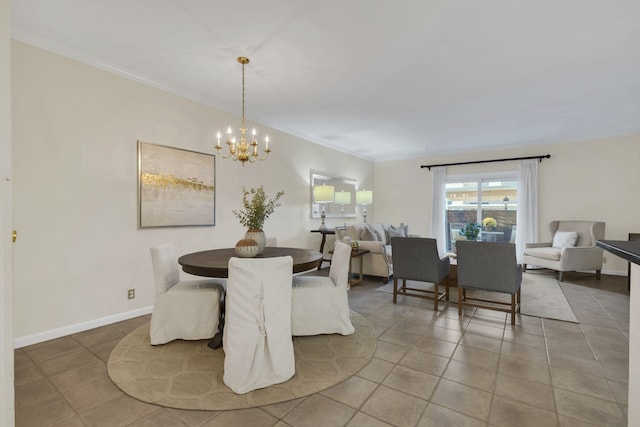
[460,223,481,241]
[233,186,285,230]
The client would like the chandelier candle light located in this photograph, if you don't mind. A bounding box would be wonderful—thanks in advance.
[215,57,271,166]
[313,185,335,231]
[356,189,373,223]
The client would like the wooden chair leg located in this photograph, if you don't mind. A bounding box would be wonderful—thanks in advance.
[393,278,398,304]
[458,288,463,317]
[434,282,439,311]
[517,288,521,313]
[558,271,564,282]
[510,293,516,325]
[596,270,601,280]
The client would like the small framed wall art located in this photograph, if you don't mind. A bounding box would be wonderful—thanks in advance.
[138,141,215,228]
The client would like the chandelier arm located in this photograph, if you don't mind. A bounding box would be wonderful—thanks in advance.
[216,149,230,159]
[255,151,270,161]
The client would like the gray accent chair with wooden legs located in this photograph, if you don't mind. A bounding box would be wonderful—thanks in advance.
[390,237,450,311]
[456,241,522,325]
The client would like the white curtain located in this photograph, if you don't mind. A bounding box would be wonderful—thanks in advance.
[516,159,539,263]
[429,166,447,255]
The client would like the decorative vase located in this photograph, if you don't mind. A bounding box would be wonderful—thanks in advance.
[235,239,259,258]
[245,228,266,254]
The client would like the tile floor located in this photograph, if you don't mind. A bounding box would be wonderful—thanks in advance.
[14,271,630,426]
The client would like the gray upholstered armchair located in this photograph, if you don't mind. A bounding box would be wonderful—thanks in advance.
[456,241,522,325]
[522,220,605,281]
[390,237,450,311]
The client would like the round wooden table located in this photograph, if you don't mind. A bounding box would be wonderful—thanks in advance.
[178,247,323,278]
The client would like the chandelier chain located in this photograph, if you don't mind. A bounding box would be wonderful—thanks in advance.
[241,61,245,129]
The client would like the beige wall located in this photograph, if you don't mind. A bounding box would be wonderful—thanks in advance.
[11,41,373,341]
[374,137,640,274]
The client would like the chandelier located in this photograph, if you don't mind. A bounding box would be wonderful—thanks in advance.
[215,57,271,166]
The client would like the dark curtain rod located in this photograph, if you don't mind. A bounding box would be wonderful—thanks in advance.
[421,154,551,170]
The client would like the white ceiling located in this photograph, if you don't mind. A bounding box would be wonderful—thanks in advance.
[10,0,640,161]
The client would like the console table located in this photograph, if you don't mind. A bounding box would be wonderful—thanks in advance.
[311,228,335,269]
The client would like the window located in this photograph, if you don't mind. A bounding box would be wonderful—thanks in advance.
[446,175,517,251]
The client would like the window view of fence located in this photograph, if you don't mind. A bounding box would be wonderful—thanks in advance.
[446,179,517,251]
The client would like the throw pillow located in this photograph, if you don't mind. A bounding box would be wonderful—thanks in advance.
[552,231,579,248]
[360,225,379,241]
[371,225,385,242]
[388,225,406,239]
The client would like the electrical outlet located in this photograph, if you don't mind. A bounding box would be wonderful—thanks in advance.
[128,289,135,299]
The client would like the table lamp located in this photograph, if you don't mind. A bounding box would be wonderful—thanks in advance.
[313,185,335,230]
[334,190,352,214]
[356,189,373,223]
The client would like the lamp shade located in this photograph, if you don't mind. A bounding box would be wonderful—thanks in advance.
[356,190,373,206]
[334,191,352,205]
[313,185,335,203]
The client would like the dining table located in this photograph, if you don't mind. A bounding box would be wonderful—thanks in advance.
[178,246,323,278]
[178,246,322,350]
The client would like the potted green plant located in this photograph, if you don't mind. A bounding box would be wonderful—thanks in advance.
[460,223,481,241]
[233,186,284,255]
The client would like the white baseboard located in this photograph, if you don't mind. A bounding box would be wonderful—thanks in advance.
[14,306,153,349]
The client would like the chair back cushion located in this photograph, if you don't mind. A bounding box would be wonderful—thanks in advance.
[550,221,605,247]
[391,237,449,283]
[223,256,294,394]
[456,241,521,293]
[329,242,351,289]
[150,244,179,293]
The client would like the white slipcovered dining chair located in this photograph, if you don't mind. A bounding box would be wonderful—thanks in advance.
[223,256,295,394]
[291,241,354,336]
[149,244,225,345]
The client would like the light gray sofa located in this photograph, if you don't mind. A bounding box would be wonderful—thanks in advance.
[522,220,605,281]
[335,223,409,283]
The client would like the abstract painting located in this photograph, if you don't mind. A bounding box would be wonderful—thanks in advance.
[138,141,215,227]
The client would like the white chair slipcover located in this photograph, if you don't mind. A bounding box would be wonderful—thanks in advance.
[291,241,354,336]
[149,244,225,345]
[223,256,295,394]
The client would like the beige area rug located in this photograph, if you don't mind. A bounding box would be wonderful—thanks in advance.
[377,272,578,323]
[107,312,376,411]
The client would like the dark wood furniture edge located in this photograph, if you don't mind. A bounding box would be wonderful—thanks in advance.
[596,240,640,265]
